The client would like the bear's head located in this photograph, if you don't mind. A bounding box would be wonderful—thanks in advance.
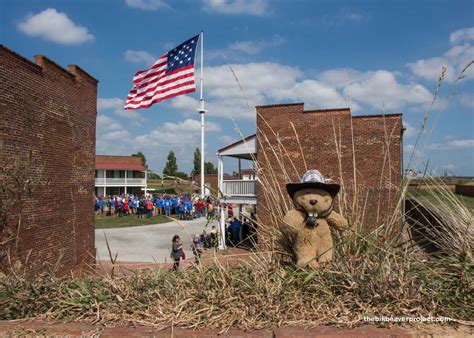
[293,188,334,226]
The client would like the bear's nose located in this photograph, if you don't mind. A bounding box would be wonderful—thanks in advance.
[309,199,317,205]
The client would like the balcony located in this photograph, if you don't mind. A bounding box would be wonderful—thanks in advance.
[221,179,257,197]
[95,178,146,186]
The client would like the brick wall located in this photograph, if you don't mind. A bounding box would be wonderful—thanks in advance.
[455,184,474,197]
[256,103,403,230]
[0,45,97,276]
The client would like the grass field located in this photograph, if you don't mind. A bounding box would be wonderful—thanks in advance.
[95,214,172,229]
[407,189,474,214]
[146,179,197,195]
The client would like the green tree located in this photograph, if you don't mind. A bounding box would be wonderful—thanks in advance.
[131,152,148,169]
[193,147,201,175]
[163,151,178,176]
[204,161,218,174]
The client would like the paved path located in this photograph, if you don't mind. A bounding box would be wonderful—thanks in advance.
[95,216,219,263]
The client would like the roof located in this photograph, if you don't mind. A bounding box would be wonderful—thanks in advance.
[96,155,146,171]
[255,102,304,108]
[352,113,402,118]
[217,134,257,153]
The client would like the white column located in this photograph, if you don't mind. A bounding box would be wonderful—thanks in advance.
[199,31,206,199]
[217,155,226,250]
[217,155,223,196]
[103,170,107,196]
[144,169,148,195]
[200,111,205,198]
[219,201,226,250]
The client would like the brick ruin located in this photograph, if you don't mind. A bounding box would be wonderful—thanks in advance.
[0,45,97,276]
[256,103,403,230]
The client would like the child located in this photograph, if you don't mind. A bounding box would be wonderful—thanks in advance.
[190,234,204,265]
[170,235,184,271]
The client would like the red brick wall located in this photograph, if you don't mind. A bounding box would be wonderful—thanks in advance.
[455,184,474,197]
[256,103,402,230]
[0,45,97,276]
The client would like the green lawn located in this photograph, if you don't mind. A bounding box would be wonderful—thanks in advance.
[407,189,474,214]
[95,214,172,229]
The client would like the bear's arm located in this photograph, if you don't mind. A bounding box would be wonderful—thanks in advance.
[327,211,349,230]
[280,209,306,234]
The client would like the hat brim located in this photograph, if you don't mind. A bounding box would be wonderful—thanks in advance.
[286,182,340,200]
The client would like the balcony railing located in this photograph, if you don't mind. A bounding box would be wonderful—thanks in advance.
[221,179,257,197]
[95,178,146,186]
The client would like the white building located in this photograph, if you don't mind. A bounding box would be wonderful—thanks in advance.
[217,134,257,249]
[95,155,147,196]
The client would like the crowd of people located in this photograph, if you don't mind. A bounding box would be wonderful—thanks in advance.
[94,193,216,220]
[95,192,254,271]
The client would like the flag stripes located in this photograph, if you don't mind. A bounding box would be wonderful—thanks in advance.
[125,34,199,110]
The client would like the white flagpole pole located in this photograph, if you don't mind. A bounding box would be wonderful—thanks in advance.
[199,31,205,199]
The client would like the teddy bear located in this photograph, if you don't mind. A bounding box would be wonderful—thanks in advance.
[280,170,348,269]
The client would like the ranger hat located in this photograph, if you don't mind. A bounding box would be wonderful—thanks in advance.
[286,169,340,200]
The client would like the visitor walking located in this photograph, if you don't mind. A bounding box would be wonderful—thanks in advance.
[170,235,184,271]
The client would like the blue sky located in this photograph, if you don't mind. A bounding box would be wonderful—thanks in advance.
[1,0,473,176]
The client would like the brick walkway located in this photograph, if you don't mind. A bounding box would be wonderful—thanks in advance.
[95,247,253,276]
[2,320,470,337]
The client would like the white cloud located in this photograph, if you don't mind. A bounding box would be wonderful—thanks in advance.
[450,27,474,44]
[344,70,433,110]
[17,8,94,45]
[125,0,169,10]
[96,114,131,154]
[171,62,301,119]
[408,28,474,82]
[429,139,474,150]
[170,63,436,120]
[318,68,434,111]
[134,119,220,151]
[202,0,269,16]
[403,121,418,138]
[133,119,221,170]
[97,117,221,170]
[318,68,367,89]
[124,50,156,66]
[209,35,285,60]
[98,97,143,122]
[98,97,124,112]
[97,115,122,130]
[270,79,356,111]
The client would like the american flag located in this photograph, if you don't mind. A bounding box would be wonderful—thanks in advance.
[125,34,199,110]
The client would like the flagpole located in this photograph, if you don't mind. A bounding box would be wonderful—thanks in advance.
[199,31,205,199]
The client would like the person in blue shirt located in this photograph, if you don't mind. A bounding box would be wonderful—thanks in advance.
[179,201,185,220]
[186,199,193,220]
[227,217,242,246]
[157,197,164,216]
[132,198,138,215]
[172,196,179,215]
[164,196,171,217]
[96,198,103,215]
